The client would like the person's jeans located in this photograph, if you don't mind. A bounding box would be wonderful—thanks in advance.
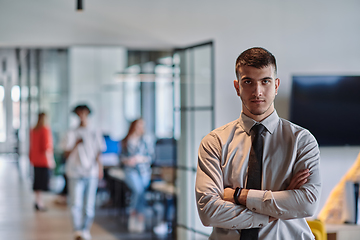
[68,177,98,231]
[124,167,150,214]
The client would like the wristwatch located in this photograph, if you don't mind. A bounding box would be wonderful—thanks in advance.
[233,187,242,205]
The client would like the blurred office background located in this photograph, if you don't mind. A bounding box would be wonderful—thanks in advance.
[1,0,360,239]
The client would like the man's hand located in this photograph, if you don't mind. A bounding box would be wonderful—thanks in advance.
[75,138,83,145]
[223,188,249,205]
[269,216,277,223]
[96,153,104,179]
[98,165,104,179]
[224,187,276,223]
[64,138,83,159]
[223,188,236,203]
[286,169,310,190]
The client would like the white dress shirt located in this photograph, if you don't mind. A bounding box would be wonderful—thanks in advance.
[196,110,321,240]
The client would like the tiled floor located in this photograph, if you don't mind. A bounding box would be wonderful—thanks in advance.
[0,154,173,240]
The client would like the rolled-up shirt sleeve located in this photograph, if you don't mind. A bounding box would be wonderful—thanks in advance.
[196,133,269,230]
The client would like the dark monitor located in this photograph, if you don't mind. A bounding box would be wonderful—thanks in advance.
[290,76,360,146]
[153,138,177,167]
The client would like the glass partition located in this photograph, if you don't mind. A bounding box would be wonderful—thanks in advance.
[174,41,214,239]
[0,85,5,142]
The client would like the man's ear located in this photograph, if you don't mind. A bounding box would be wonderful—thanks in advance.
[275,78,280,95]
[233,80,240,96]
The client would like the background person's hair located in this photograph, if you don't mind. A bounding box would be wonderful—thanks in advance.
[72,104,91,114]
[34,112,46,129]
[122,119,143,149]
[235,47,277,80]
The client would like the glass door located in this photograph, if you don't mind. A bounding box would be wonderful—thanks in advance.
[0,52,23,155]
[174,41,214,239]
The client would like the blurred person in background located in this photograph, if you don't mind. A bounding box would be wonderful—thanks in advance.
[120,119,153,233]
[62,104,105,240]
[29,112,55,211]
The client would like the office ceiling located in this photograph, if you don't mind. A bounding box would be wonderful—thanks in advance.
[0,0,228,49]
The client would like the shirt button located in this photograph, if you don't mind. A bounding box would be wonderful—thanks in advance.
[259,224,263,227]
[278,212,283,216]
[252,208,256,211]
[232,225,237,229]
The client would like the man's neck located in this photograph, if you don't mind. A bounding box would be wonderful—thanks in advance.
[79,121,87,127]
[242,109,275,123]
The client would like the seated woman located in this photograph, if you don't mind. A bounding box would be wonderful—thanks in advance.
[120,119,153,233]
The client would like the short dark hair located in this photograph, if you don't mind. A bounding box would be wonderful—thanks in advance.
[235,47,277,80]
[72,104,91,114]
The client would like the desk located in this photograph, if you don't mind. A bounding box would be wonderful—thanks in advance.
[107,167,177,235]
[327,224,360,240]
[107,167,125,181]
[151,181,175,195]
[150,180,176,236]
[100,153,120,167]
[106,167,129,220]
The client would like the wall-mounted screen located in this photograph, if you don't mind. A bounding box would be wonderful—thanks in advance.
[290,76,360,146]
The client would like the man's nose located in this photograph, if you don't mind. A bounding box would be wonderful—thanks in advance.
[253,83,263,96]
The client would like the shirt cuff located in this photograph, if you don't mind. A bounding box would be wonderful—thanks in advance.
[251,212,269,228]
[246,189,267,214]
[245,190,270,227]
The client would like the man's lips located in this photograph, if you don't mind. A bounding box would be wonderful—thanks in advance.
[251,99,265,103]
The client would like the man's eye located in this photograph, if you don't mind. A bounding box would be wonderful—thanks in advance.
[244,80,252,84]
[263,79,270,84]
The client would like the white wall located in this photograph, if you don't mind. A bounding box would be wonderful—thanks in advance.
[210,1,360,219]
[69,46,128,140]
[214,1,360,126]
[0,49,18,151]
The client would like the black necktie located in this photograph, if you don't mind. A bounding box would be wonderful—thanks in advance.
[240,124,265,240]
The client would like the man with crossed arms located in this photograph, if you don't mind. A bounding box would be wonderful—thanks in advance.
[196,47,321,239]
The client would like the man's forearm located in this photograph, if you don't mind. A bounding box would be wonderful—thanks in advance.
[228,167,318,220]
[239,189,249,206]
[248,187,320,220]
[64,142,79,159]
[96,152,103,167]
[229,187,319,221]
[226,188,275,223]
[197,190,269,229]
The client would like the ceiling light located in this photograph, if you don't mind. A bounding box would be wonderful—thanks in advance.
[77,0,83,11]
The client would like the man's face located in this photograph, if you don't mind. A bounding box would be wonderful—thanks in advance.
[76,109,89,122]
[233,65,280,122]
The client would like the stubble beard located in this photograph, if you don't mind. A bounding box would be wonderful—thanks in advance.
[241,96,275,117]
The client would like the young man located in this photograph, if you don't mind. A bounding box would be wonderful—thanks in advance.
[62,105,105,240]
[196,47,321,239]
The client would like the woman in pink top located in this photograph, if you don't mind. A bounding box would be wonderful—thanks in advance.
[29,112,55,211]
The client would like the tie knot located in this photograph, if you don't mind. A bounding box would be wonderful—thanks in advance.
[252,124,265,135]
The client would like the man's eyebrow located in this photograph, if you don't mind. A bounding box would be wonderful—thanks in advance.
[241,76,273,81]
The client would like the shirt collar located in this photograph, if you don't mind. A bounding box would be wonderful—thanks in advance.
[238,110,279,135]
